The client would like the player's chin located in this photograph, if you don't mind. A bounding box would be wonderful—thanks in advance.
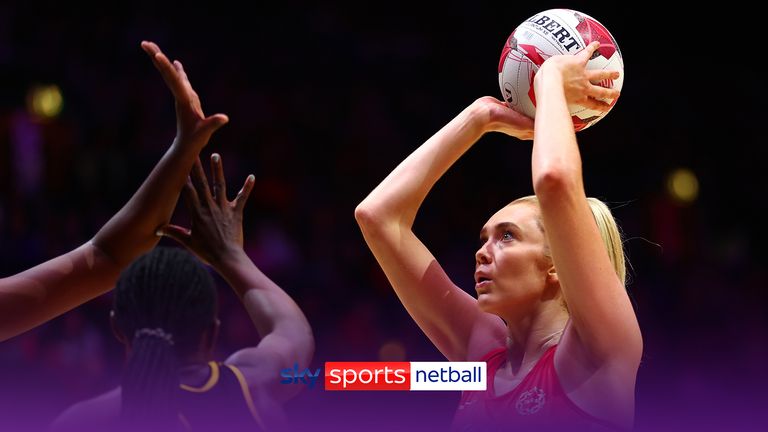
[477,294,499,313]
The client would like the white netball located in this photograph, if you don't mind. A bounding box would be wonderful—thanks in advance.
[498,9,624,131]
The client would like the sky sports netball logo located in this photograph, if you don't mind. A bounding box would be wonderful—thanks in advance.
[281,362,486,391]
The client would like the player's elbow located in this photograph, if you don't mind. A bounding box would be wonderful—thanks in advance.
[355,202,386,234]
[533,165,580,198]
[277,323,315,368]
[296,327,315,368]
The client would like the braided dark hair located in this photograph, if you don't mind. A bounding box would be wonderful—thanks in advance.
[113,246,217,429]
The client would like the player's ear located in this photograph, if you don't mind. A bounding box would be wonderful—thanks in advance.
[546,265,559,285]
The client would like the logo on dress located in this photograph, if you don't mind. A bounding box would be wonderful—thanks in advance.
[515,386,546,415]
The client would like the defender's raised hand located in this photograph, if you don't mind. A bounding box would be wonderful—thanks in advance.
[158,154,255,267]
[141,41,228,146]
[0,42,233,342]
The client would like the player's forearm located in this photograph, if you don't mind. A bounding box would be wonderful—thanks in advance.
[214,249,311,339]
[0,242,121,341]
[531,67,583,195]
[92,138,203,266]
[356,103,488,230]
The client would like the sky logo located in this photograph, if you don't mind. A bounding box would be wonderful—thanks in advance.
[280,363,321,389]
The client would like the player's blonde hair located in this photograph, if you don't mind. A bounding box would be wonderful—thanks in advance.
[509,195,626,285]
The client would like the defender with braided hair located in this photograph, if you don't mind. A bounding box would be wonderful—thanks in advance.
[52,154,313,431]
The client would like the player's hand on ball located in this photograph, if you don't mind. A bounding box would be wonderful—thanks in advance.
[475,96,534,140]
[537,42,620,112]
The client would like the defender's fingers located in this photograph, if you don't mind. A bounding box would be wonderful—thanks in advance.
[182,178,201,214]
[173,60,190,84]
[190,158,214,204]
[210,153,228,205]
[142,44,186,100]
[233,175,255,212]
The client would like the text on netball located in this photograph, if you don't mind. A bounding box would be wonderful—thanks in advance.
[526,15,582,51]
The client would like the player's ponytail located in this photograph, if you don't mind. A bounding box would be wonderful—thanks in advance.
[113,247,217,430]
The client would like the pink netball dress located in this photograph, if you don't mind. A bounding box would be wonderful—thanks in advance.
[451,345,621,431]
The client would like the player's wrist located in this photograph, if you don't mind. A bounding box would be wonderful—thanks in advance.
[210,247,250,273]
[533,65,564,99]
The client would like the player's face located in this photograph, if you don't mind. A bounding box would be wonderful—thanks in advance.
[474,203,552,315]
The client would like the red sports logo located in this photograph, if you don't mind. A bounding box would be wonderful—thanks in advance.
[324,362,486,391]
